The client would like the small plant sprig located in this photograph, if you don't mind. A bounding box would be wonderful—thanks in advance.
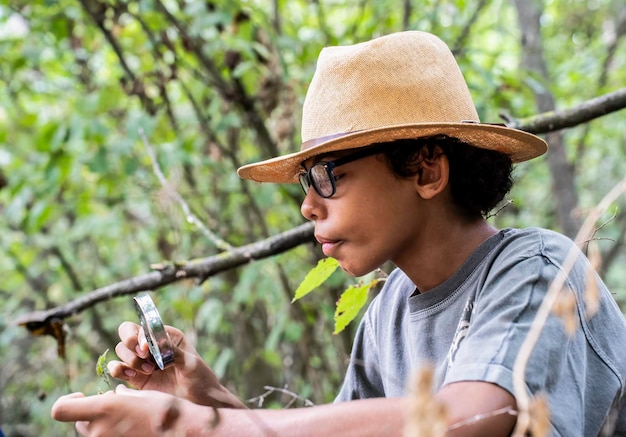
[96,348,112,393]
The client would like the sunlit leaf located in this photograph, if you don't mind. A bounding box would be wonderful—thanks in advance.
[96,348,111,391]
[333,279,382,334]
[292,257,340,302]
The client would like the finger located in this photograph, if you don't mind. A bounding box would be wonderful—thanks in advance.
[114,341,154,373]
[137,327,152,358]
[107,360,151,388]
[50,391,85,413]
[51,393,98,422]
[115,384,145,398]
[76,421,90,436]
[118,321,149,358]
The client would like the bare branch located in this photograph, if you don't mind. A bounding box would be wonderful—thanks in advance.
[510,87,626,134]
[14,222,314,327]
[247,385,315,408]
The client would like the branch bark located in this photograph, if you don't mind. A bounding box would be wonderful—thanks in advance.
[14,222,314,327]
[511,87,626,134]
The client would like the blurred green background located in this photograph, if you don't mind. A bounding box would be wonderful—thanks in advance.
[1,0,625,435]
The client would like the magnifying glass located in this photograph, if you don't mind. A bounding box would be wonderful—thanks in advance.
[133,293,175,370]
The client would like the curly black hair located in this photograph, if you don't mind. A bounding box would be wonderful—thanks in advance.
[375,135,514,218]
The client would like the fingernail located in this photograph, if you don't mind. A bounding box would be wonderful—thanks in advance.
[141,362,155,373]
[124,368,136,378]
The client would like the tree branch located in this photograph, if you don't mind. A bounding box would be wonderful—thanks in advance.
[14,222,314,327]
[509,87,626,134]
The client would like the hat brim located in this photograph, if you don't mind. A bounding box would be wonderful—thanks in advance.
[237,122,547,183]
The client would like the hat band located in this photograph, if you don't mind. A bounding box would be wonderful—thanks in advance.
[301,130,364,151]
[301,121,510,151]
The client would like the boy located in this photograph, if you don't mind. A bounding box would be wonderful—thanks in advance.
[52,31,626,436]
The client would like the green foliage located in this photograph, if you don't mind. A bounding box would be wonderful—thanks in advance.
[96,348,111,392]
[292,257,382,334]
[292,257,340,302]
[333,279,383,335]
[1,0,625,434]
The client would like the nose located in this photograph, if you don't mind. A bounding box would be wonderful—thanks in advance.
[300,188,325,221]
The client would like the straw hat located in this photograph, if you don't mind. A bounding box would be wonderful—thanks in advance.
[237,31,547,183]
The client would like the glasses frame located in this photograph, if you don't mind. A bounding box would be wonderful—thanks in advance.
[299,146,385,198]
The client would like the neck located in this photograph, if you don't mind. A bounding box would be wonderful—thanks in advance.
[396,218,498,292]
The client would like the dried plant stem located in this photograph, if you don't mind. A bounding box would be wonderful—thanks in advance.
[447,406,518,431]
[139,128,233,251]
[512,177,626,437]
[404,366,448,437]
[247,385,315,408]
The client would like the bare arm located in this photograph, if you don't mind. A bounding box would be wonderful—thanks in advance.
[437,381,517,437]
[51,380,516,436]
[210,381,515,437]
[54,321,516,436]
[51,391,407,437]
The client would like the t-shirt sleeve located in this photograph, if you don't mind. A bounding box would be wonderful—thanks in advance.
[444,243,582,401]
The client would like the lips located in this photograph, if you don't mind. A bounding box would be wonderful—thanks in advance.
[316,235,341,256]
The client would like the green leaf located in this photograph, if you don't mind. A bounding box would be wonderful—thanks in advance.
[292,257,340,302]
[96,348,111,391]
[333,279,381,334]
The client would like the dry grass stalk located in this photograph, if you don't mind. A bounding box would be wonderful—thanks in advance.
[511,177,626,437]
[584,239,601,319]
[551,288,577,335]
[447,406,518,431]
[404,366,448,437]
[527,394,551,437]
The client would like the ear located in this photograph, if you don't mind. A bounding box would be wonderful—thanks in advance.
[415,147,449,200]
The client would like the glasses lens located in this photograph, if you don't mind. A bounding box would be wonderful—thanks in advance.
[299,173,310,194]
[311,164,334,197]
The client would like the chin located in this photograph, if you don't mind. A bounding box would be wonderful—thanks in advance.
[338,262,377,278]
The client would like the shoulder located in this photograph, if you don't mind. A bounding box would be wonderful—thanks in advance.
[498,227,575,256]
[499,227,598,278]
[488,227,582,275]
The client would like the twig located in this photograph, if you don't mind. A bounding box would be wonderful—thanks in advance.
[447,406,518,431]
[247,385,315,408]
[487,199,513,219]
[511,177,626,436]
[139,128,233,251]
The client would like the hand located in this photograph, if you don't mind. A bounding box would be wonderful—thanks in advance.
[51,385,214,437]
[108,322,246,409]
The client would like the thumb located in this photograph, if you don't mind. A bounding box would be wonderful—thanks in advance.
[115,384,143,398]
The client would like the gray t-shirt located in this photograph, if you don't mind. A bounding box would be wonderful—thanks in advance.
[335,228,626,436]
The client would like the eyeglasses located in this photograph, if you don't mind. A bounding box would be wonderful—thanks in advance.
[298,146,384,198]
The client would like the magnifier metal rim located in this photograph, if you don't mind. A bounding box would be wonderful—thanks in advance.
[133,293,175,370]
